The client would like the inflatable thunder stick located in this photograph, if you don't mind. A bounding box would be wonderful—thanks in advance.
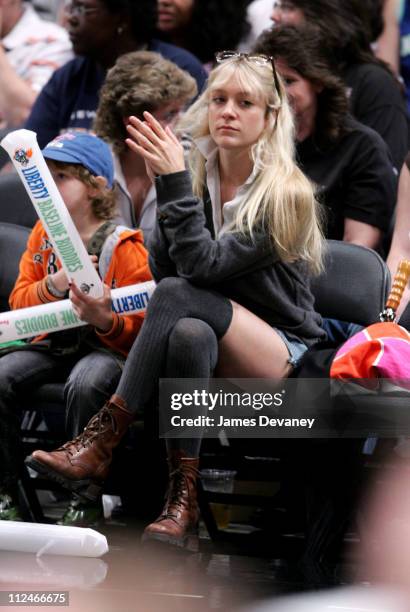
[0,281,156,343]
[1,129,103,297]
[0,520,108,557]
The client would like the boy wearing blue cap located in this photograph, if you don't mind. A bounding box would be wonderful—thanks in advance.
[0,132,151,524]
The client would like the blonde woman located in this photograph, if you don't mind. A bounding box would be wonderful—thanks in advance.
[28,52,326,548]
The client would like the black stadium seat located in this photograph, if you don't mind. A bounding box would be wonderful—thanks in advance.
[0,172,38,228]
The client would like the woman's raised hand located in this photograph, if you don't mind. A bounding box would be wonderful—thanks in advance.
[125,112,186,178]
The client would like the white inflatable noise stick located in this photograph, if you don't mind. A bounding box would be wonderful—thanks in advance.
[0,521,108,557]
[1,129,103,297]
[0,280,155,343]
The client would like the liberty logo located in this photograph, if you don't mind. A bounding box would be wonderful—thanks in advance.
[14,148,33,166]
[80,283,94,294]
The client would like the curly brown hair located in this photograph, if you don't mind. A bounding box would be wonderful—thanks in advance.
[94,51,198,154]
[254,25,349,147]
[47,160,116,221]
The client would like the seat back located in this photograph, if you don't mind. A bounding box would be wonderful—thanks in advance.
[311,240,390,326]
[0,172,38,228]
[0,222,30,312]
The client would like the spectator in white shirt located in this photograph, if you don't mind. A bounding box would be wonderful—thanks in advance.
[238,0,275,51]
[0,0,72,127]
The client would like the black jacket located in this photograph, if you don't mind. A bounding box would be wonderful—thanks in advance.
[148,170,326,347]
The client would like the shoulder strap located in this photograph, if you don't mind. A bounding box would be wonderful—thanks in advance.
[87,221,116,257]
[98,224,130,280]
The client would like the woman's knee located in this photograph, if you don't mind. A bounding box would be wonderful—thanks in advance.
[148,277,193,310]
[157,277,191,293]
[169,317,217,349]
[168,318,218,364]
[147,278,233,338]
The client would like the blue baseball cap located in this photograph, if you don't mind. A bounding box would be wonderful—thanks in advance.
[42,132,114,188]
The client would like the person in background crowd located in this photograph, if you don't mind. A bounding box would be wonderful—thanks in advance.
[0,132,151,524]
[255,25,396,250]
[24,0,207,148]
[0,0,72,128]
[255,23,397,349]
[376,0,410,317]
[32,0,66,23]
[238,0,274,51]
[269,0,409,174]
[156,0,251,67]
[375,0,410,116]
[398,0,410,112]
[270,0,305,26]
[374,0,400,74]
[267,0,410,315]
[27,51,326,549]
[93,50,197,245]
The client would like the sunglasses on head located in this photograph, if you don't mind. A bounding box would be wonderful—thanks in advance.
[214,50,282,103]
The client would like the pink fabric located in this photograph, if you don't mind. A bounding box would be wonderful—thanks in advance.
[331,322,410,382]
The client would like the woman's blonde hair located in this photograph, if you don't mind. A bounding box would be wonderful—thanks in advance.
[177,57,325,274]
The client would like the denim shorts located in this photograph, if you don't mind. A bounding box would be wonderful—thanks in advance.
[275,328,309,368]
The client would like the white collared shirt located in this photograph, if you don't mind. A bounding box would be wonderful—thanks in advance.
[112,153,157,245]
[195,136,259,237]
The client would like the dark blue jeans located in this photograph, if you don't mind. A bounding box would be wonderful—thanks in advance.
[322,318,363,345]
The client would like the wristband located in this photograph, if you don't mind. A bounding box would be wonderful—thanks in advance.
[45,275,67,298]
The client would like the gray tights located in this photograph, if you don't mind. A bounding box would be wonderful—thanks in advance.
[115,277,233,456]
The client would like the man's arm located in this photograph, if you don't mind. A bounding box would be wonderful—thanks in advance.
[375,0,400,74]
[0,6,72,127]
[0,46,37,126]
[341,126,397,249]
[343,218,382,249]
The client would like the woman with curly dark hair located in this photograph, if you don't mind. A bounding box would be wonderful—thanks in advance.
[255,24,396,248]
[269,0,408,174]
[268,0,410,314]
[271,0,381,67]
[156,0,251,65]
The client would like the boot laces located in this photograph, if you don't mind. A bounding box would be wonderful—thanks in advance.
[58,404,118,457]
[160,466,198,523]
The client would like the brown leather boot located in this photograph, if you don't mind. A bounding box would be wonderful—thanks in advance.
[142,450,200,549]
[25,394,133,501]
